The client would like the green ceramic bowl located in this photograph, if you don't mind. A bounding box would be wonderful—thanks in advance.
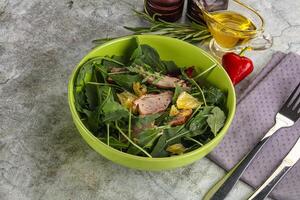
[68,35,236,171]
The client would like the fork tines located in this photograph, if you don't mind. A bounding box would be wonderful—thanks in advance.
[280,82,300,121]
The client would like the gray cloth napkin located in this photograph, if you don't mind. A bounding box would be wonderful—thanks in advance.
[208,52,300,200]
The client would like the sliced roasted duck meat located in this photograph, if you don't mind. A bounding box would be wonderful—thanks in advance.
[110,67,128,73]
[169,109,192,126]
[147,75,188,89]
[133,91,173,115]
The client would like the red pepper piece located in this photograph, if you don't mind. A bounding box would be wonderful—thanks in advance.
[222,52,254,85]
[184,66,195,78]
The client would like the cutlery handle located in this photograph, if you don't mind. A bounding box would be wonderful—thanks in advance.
[248,163,292,200]
[205,137,269,200]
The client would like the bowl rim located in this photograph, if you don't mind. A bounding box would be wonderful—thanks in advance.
[68,35,236,161]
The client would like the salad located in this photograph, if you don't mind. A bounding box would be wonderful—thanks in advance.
[74,37,226,158]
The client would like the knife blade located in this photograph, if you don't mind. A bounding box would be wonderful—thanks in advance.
[248,136,300,200]
[283,136,300,166]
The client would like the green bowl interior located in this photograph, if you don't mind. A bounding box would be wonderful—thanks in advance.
[68,35,236,170]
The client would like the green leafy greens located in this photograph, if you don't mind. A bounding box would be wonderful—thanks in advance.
[73,37,227,157]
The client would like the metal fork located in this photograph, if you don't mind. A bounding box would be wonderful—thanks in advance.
[204,82,300,200]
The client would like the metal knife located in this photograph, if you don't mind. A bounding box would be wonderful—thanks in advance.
[248,136,300,200]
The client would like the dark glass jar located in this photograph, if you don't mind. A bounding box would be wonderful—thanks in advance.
[187,0,229,24]
[144,0,185,22]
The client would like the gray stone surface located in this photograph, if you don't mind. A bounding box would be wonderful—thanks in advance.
[0,0,299,200]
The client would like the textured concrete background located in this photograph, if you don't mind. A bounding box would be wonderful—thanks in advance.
[0,0,299,199]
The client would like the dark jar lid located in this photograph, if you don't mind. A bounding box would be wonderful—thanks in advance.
[146,0,184,14]
[148,0,184,6]
[145,5,183,22]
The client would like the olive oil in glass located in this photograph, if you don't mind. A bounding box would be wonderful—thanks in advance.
[205,11,257,49]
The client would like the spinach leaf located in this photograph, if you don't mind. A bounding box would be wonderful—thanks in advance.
[74,90,87,113]
[74,62,96,113]
[186,106,213,137]
[204,87,226,106]
[112,55,126,63]
[184,144,200,153]
[127,128,163,155]
[150,134,169,157]
[165,127,189,145]
[130,43,143,62]
[142,45,166,72]
[145,84,161,93]
[101,88,128,122]
[109,74,142,91]
[98,86,114,108]
[75,58,106,90]
[102,100,128,122]
[155,111,169,126]
[150,126,188,157]
[102,55,125,68]
[133,114,161,130]
[206,106,226,136]
[130,44,167,73]
[85,84,98,110]
[100,137,129,149]
[75,62,94,92]
[162,60,180,75]
[138,128,164,148]
[82,109,100,132]
[94,62,108,82]
[172,85,185,104]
